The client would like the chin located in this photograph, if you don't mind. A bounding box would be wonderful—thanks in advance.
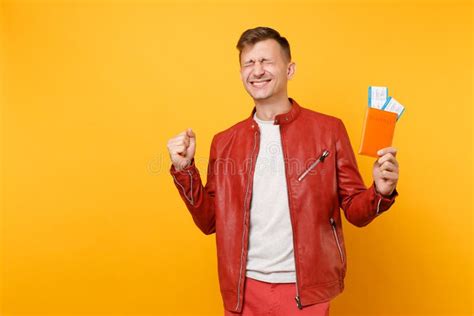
[247,90,272,100]
[248,94,269,101]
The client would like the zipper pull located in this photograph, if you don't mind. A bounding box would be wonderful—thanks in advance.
[330,217,336,227]
[295,296,303,310]
[297,149,330,182]
[320,149,329,162]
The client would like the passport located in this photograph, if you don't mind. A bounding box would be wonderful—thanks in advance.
[358,107,398,158]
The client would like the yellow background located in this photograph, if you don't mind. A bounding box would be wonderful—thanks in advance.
[1,0,472,315]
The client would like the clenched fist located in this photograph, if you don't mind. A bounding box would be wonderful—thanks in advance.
[167,128,196,171]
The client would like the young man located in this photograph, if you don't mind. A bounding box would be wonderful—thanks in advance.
[167,27,399,316]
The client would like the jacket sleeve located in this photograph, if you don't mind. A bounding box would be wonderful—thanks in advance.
[169,136,217,235]
[335,118,398,227]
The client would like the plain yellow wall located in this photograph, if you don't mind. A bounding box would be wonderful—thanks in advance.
[0,1,4,314]
[1,0,472,315]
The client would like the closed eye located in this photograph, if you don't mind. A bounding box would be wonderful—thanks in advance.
[243,59,255,66]
[243,58,272,66]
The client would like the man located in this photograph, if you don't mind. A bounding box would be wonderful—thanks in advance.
[167,26,399,316]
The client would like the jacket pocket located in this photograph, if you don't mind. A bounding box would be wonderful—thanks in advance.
[297,149,329,182]
[329,217,345,264]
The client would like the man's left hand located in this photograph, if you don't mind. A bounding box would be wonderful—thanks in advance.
[373,147,399,197]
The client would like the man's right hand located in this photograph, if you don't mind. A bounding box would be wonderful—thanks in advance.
[167,128,196,171]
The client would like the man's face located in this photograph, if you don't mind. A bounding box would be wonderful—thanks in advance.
[239,39,295,102]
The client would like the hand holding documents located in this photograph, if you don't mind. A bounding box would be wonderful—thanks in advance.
[359,86,405,157]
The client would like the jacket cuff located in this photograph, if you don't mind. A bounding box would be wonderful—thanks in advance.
[370,182,398,215]
[169,158,200,206]
[170,158,196,175]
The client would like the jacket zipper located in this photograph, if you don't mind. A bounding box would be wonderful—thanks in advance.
[376,195,382,215]
[329,217,345,264]
[297,150,330,181]
[235,128,259,312]
[171,170,194,205]
[279,128,303,310]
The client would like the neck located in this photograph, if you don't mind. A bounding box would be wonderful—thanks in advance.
[254,94,292,121]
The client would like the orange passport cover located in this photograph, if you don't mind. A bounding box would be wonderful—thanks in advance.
[358,107,397,158]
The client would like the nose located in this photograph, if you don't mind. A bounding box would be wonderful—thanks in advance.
[253,61,265,76]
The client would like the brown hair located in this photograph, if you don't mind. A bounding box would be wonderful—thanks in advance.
[236,26,291,63]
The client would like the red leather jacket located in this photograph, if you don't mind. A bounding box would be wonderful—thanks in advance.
[170,98,398,313]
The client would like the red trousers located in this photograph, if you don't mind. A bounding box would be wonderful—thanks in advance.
[224,277,331,316]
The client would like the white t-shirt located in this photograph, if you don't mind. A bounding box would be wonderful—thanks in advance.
[245,113,296,283]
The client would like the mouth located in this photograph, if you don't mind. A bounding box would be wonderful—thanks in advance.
[249,79,272,88]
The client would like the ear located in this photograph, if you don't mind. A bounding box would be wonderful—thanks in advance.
[287,62,296,80]
[239,66,245,80]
